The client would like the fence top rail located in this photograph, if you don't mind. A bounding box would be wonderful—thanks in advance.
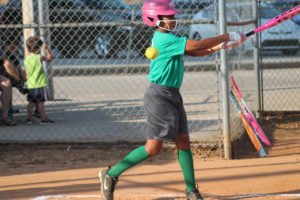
[0,19,217,29]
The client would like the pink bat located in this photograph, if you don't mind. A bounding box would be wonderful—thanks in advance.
[246,5,300,37]
[230,76,271,146]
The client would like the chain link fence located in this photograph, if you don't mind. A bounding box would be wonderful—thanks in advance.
[226,0,257,144]
[259,0,300,111]
[227,0,300,115]
[227,0,300,155]
[1,0,300,151]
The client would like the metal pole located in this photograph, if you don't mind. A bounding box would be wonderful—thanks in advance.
[213,0,223,157]
[22,0,34,57]
[38,0,54,100]
[258,1,264,113]
[252,0,261,118]
[126,9,134,70]
[30,0,36,36]
[219,0,231,159]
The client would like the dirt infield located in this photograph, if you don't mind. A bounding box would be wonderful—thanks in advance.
[1,113,300,200]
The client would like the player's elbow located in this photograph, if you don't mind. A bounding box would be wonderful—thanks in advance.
[186,39,215,52]
[185,50,200,57]
[185,40,203,52]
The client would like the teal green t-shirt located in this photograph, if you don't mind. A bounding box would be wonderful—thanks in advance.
[148,31,187,88]
[24,54,48,89]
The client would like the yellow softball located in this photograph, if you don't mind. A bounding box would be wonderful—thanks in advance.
[145,46,159,60]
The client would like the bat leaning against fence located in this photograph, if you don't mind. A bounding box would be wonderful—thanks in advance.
[246,5,300,37]
[229,91,266,157]
[230,76,271,146]
[231,88,270,147]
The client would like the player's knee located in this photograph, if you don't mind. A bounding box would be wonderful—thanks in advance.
[177,143,190,150]
[176,134,190,150]
[145,142,162,157]
[146,148,161,157]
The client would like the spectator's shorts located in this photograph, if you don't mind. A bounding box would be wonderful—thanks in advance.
[143,83,189,142]
[27,87,47,103]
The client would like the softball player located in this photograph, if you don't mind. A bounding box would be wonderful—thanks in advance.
[98,0,246,199]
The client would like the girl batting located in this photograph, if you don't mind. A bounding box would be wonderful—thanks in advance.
[98,0,246,199]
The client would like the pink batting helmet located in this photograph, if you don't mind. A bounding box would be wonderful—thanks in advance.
[142,0,180,27]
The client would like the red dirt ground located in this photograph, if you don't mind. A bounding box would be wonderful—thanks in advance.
[0,113,300,200]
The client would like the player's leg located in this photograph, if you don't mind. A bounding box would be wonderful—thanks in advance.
[176,135,196,193]
[176,105,203,200]
[108,140,162,177]
[99,140,162,200]
[176,134,202,200]
[98,83,172,200]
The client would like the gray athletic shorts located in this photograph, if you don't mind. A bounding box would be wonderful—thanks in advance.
[143,83,189,142]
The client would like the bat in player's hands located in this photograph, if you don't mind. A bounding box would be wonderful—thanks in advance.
[220,41,240,50]
[225,5,300,49]
[223,32,247,50]
[223,5,300,50]
[228,32,247,43]
[246,5,300,37]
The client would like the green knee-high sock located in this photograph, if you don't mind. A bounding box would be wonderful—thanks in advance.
[178,148,196,193]
[108,146,149,177]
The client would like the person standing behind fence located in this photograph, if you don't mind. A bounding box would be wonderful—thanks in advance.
[0,53,16,126]
[0,49,19,125]
[24,36,54,125]
[0,74,15,126]
[98,0,246,200]
[2,34,28,120]
[4,37,27,92]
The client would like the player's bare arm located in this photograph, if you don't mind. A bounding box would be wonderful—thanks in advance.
[185,31,246,54]
[185,45,220,57]
[185,34,229,53]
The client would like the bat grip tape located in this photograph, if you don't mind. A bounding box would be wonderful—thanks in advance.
[246,31,255,37]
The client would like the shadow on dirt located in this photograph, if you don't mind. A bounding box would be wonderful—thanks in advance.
[205,188,300,199]
[231,111,300,159]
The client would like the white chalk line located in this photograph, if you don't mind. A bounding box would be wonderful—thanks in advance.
[31,193,300,200]
[209,193,300,198]
[30,194,183,200]
[31,195,101,200]
[236,193,300,197]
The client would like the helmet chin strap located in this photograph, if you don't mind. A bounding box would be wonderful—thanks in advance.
[156,20,178,32]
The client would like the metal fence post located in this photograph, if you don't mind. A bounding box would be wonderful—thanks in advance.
[219,0,231,159]
[126,9,134,72]
[22,0,34,57]
[252,0,261,118]
[38,0,54,100]
[30,0,36,36]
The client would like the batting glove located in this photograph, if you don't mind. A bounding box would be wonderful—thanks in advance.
[220,41,240,50]
[229,32,247,43]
